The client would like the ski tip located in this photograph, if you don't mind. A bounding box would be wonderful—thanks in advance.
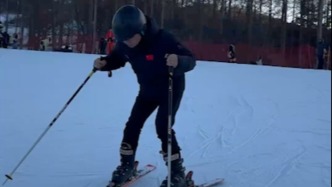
[195,178,224,187]
[106,181,119,187]
[186,170,193,179]
[212,178,224,182]
[146,164,156,168]
[212,178,225,185]
[5,174,13,180]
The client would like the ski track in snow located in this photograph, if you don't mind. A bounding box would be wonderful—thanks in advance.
[223,142,306,187]
[187,94,281,164]
[222,96,277,154]
[264,145,306,187]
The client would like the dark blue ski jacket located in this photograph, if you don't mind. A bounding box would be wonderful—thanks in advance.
[100,16,196,98]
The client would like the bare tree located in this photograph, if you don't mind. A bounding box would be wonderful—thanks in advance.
[92,0,98,53]
[150,0,154,17]
[160,0,165,28]
[212,0,218,19]
[51,0,56,49]
[5,0,9,32]
[228,0,233,18]
[197,0,204,41]
[246,0,254,44]
[219,0,226,36]
[281,0,288,54]
[317,0,324,41]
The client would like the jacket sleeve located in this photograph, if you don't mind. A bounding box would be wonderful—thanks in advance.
[99,44,128,71]
[163,31,196,75]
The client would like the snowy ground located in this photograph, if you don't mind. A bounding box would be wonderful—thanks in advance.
[0,48,331,187]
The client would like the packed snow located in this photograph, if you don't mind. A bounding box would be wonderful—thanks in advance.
[0,48,331,187]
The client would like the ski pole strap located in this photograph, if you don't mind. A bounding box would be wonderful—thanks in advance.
[168,66,174,78]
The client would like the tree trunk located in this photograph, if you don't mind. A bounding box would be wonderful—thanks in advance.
[114,0,119,11]
[219,0,225,36]
[171,0,177,21]
[298,0,306,67]
[59,23,64,47]
[160,0,165,28]
[281,0,288,55]
[5,0,9,32]
[267,0,273,47]
[246,0,254,45]
[92,0,98,53]
[19,0,24,48]
[317,0,324,41]
[228,0,232,18]
[150,0,154,17]
[143,0,148,15]
[258,0,263,22]
[212,0,217,20]
[51,0,56,50]
[326,1,331,31]
[15,0,20,33]
[198,0,204,41]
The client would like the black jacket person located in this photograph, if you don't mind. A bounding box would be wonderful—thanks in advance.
[93,5,196,187]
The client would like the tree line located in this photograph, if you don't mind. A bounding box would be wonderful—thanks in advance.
[0,0,331,52]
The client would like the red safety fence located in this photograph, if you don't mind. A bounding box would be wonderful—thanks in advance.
[183,41,316,69]
[25,35,328,69]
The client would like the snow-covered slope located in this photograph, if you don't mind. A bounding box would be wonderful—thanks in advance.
[0,49,331,187]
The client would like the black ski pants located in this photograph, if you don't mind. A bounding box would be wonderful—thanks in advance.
[121,91,183,156]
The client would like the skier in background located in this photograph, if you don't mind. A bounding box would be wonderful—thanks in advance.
[12,33,19,49]
[316,39,329,69]
[93,5,196,187]
[99,37,107,54]
[39,40,45,51]
[227,44,236,63]
[0,22,10,48]
[105,29,116,54]
[0,21,3,48]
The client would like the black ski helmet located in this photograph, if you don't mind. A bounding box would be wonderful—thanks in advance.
[112,5,146,42]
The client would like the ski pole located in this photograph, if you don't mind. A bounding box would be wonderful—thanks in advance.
[167,66,173,187]
[3,68,97,186]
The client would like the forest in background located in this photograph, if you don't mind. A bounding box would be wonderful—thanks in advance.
[0,0,331,68]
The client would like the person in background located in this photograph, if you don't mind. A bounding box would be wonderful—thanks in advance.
[316,39,328,69]
[39,40,45,51]
[12,33,19,49]
[105,29,116,54]
[99,37,107,54]
[93,5,196,187]
[323,42,330,69]
[256,56,263,65]
[227,44,236,63]
[41,37,52,51]
[0,22,10,48]
[1,31,10,48]
[0,21,3,48]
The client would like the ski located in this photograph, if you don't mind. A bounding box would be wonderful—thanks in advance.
[106,162,156,187]
[195,178,224,187]
[186,171,224,187]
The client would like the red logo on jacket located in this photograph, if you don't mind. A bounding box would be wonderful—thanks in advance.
[146,54,154,61]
